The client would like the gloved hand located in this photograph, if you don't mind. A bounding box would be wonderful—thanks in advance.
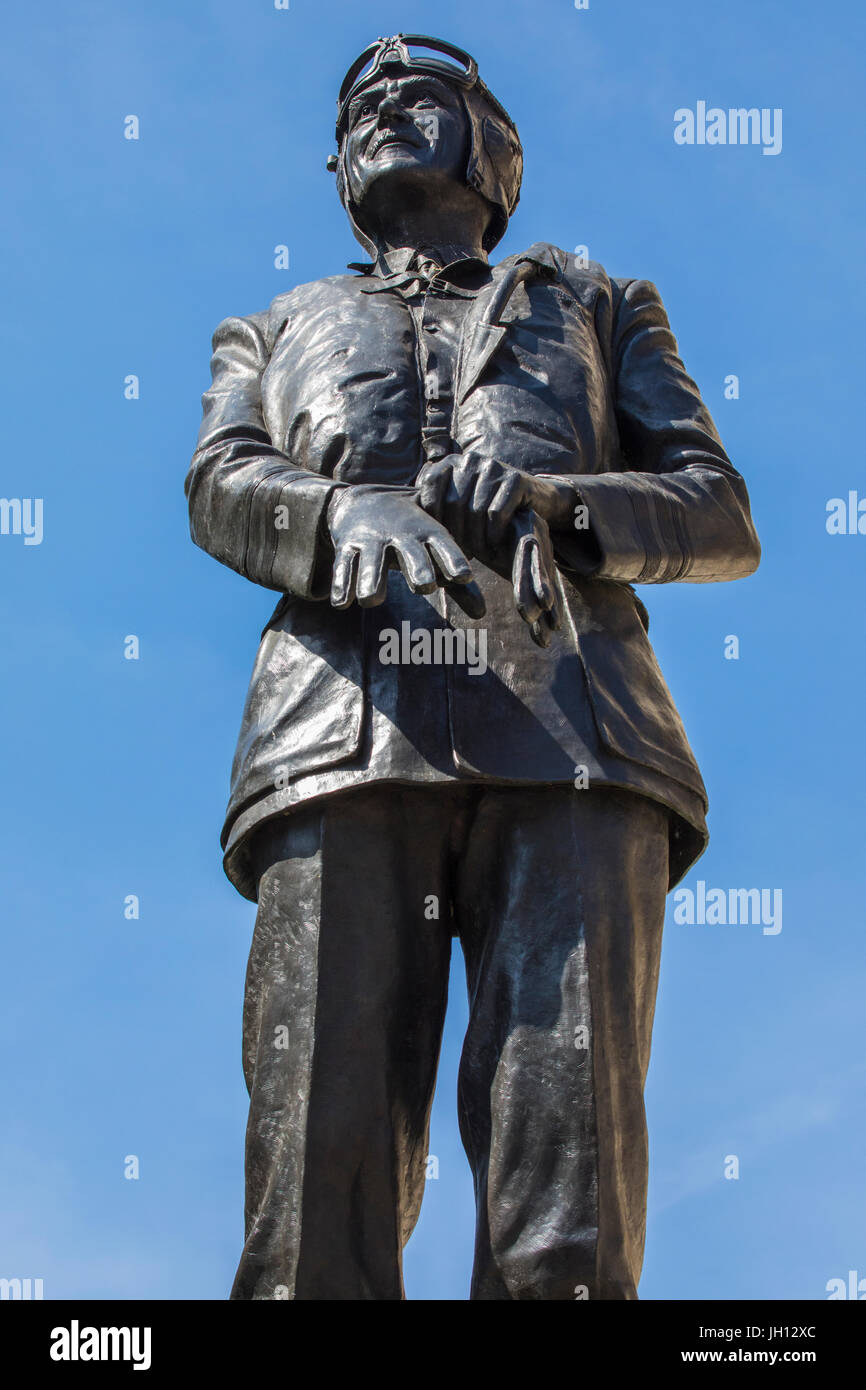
[416,451,576,551]
[325,485,486,618]
[488,506,562,649]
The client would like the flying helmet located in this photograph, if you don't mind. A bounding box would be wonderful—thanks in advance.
[327,34,523,256]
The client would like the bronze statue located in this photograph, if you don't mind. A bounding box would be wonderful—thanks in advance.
[185,34,760,1300]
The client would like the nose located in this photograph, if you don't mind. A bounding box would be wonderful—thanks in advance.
[377,92,409,125]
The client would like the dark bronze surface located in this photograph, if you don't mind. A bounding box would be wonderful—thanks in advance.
[186,33,760,1299]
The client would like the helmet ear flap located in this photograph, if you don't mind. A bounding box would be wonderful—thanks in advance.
[482,117,523,207]
[463,93,523,252]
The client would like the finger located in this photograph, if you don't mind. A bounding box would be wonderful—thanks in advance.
[529,542,556,612]
[442,466,476,550]
[487,474,527,548]
[530,544,562,629]
[417,461,452,518]
[393,539,438,594]
[512,536,544,626]
[331,546,360,609]
[466,463,501,558]
[355,541,390,607]
[545,597,563,632]
[546,589,563,631]
[528,617,553,649]
[425,534,473,587]
[445,578,487,619]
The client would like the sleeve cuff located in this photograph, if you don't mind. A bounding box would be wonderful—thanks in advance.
[561,472,688,583]
[247,473,344,599]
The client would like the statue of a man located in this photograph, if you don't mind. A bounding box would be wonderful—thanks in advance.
[186,34,760,1300]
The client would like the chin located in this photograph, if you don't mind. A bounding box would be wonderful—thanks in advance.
[367,148,431,173]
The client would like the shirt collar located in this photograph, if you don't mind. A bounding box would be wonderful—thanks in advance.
[349,244,490,282]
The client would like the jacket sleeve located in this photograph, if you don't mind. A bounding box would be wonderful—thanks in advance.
[552,277,761,583]
[185,312,342,598]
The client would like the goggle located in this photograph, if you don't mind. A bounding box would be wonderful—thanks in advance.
[335,34,482,137]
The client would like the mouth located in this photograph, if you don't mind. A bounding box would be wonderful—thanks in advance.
[366,129,423,160]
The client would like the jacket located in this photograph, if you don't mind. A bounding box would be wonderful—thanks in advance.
[186,243,761,898]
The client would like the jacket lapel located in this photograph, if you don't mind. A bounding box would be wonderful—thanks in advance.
[457,319,508,405]
[456,243,564,405]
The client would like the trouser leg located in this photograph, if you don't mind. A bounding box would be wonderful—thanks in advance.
[229,787,455,1300]
[455,786,670,1300]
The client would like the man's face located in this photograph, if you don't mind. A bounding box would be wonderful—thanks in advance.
[344,72,469,205]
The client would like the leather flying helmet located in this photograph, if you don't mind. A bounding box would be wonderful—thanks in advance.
[327,34,523,256]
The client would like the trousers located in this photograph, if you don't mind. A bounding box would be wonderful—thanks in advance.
[228,782,670,1300]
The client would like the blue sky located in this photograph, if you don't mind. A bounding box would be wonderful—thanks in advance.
[1,0,864,1300]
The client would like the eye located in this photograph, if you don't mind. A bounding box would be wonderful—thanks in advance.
[350,101,376,126]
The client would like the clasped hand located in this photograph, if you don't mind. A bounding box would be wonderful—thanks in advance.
[417,452,562,647]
